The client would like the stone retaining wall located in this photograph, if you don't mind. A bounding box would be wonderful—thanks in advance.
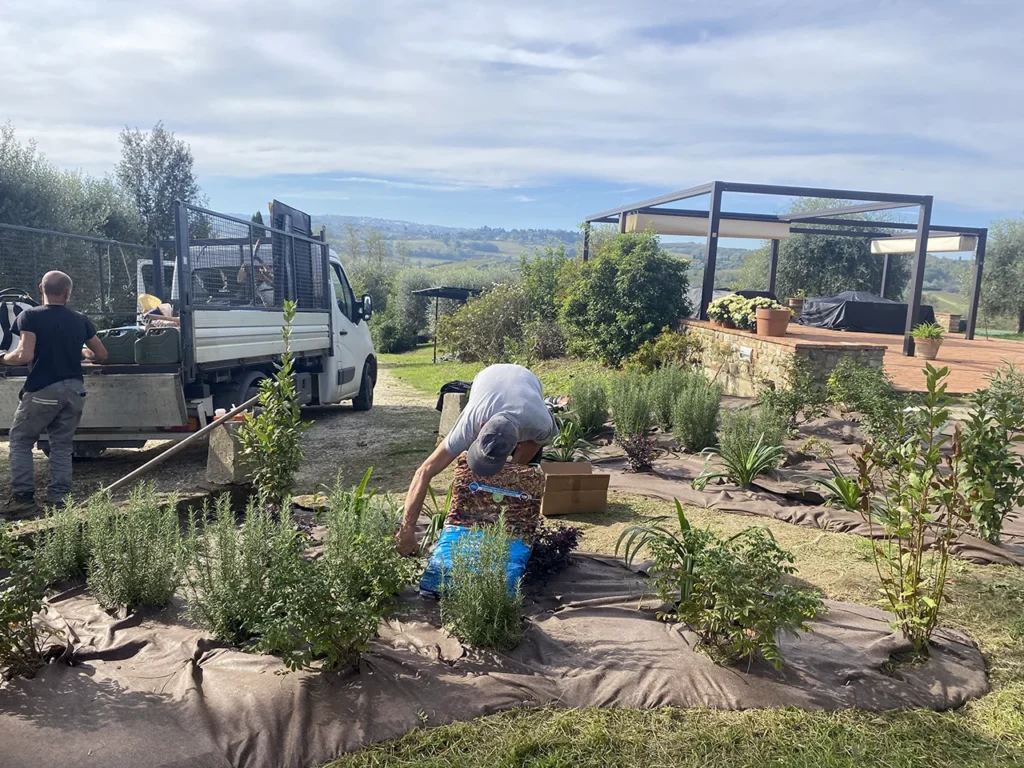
[685,322,886,397]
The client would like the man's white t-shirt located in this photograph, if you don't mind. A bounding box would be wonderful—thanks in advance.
[443,364,557,457]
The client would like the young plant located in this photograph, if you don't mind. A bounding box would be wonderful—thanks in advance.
[237,300,309,507]
[826,358,904,441]
[757,356,827,429]
[854,364,974,656]
[617,500,824,669]
[693,407,786,490]
[910,322,945,340]
[524,523,583,587]
[610,372,657,472]
[86,486,180,612]
[1,524,56,680]
[542,416,593,463]
[671,373,722,453]
[693,434,785,491]
[440,515,523,650]
[33,500,89,586]
[650,364,690,430]
[960,365,1024,543]
[816,460,862,512]
[421,483,454,555]
[569,376,608,437]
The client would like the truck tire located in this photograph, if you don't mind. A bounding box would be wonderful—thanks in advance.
[38,441,107,459]
[352,365,374,411]
[235,371,267,407]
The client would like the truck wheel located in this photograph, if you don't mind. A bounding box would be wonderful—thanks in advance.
[37,441,107,459]
[352,365,374,411]
[235,371,267,407]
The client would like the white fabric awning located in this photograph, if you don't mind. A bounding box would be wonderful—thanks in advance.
[871,234,978,254]
[625,213,792,240]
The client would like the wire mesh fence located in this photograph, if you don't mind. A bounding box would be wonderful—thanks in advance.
[0,223,159,327]
[181,206,328,312]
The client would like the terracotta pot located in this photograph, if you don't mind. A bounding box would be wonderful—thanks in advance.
[710,318,724,328]
[914,337,942,360]
[789,297,805,318]
[722,319,736,329]
[756,307,791,337]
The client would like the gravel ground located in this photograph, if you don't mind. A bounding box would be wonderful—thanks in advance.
[0,370,440,504]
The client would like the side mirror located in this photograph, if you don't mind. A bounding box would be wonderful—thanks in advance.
[359,294,373,321]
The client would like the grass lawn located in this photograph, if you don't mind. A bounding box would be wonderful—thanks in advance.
[332,494,1024,767]
[379,345,610,398]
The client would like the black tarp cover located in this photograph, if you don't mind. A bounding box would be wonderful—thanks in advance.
[797,291,936,334]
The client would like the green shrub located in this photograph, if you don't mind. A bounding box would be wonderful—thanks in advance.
[651,365,691,430]
[672,374,723,453]
[854,364,974,656]
[371,306,417,353]
[625,327,702,373]
[911,322,945,340]
[33,500,88,586]
[617,500,824,669]
[181,495,303,647]
[86,487,180,611]
[441,516,523,650]
[693,407,787,489]
[560,231,690,366]
[961,365,1024,543]
[758,356,827,429]
[569,377,608,437]
[717,406,787,465]
[1,524,54,679]
[610,372,657,472]
[826,358,904,439]
[436,283,529,363]
[543,416,593,462]
[238,300,309,506]
[520,244,570,322]
[816,460,862,512]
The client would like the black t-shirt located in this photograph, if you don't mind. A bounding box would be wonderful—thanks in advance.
[14,305,96,393]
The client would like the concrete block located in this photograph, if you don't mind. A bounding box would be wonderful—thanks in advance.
[438,392,469,441]
[206,421,251,486]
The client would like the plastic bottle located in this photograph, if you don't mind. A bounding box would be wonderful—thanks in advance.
[214,408,227,420]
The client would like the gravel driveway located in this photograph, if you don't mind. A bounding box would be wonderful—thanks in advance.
[0,370,440,503]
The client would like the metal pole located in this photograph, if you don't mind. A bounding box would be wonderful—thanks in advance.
[433,296,439,364]
[903,197,933,356]
[101,394,261,496]
[965,229,987,340]
[700,182,723,320]
[880,253,891,298]
[582,223,591,262]
[768,239,779,295]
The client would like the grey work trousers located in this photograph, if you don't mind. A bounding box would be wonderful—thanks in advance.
[9,379,86,504]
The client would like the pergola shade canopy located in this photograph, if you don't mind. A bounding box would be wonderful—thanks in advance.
[583,180,988,355]
[871,234,979,255]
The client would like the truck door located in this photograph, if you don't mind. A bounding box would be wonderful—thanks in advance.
[329,263,362,399]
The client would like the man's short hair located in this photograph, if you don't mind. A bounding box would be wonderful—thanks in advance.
[41,271,73,297]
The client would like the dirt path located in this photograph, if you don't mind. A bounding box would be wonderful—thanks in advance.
[0,369,439,502]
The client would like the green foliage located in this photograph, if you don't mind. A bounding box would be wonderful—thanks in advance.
[717,407,788,469]
[560,231,690,365]
[609,372,654,437]
[441,516,523,650]
[371,306,417,353]
[181,495,303,647]
[650,365,690,430]
[115,120,205,246]
[816,460,863,512]
[542,416,593,462]
[421,484,454,556]
[758,356,828,429]
[33,501,89,586]
[978,217,1024,333]
[1,524,55,679]
[960,365,1024,543]
[238,301,309,506]
[624,328,703,373]
[617,501,824,668]
[826,358,905,439]
[672,374,723,453]
[86,487,180,611]
[854,364,974,655]
[520,244,569,322]
[437,282,530,364]
[693,433,785,491]
[569,377,608,437]
[911,322,945,340]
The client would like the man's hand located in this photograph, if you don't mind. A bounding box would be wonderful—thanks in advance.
[398,442,455,556]
[394,525,418,557]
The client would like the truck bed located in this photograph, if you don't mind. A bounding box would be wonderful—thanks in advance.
[192,310,331,365]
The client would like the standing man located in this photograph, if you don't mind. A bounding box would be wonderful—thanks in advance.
[2,271,107,517]
[395,363,557,555]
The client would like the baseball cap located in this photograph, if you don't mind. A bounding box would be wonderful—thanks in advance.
[467,414,519,477]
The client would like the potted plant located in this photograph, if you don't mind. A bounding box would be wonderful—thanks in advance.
[911,322,945,360]
[731,296,758,332]
[707,297,731,327]
[751,297,793,337]
[789,289,806,318]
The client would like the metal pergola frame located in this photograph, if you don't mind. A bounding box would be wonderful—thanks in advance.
[412,286,482,364]
[583,181,988,356]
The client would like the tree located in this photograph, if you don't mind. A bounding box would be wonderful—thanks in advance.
[520,244,569,322]
[978,218,1024,332]
[251,211,268,238]
[560,231,689,366]
[735,199,910,300]
[116,121,205,246]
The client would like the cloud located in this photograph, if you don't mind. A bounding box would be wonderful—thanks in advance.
[512,195,535,203]
[1,0,1022,213]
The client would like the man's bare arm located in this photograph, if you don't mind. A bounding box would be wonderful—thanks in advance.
[2,331,35,366]
[83,335,108,362]
[396,442,456,555]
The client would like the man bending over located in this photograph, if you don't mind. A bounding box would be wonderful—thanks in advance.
[395,363,557,555]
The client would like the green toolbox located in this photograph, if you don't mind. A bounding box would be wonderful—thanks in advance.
[96,326,142,365]
[135,326,182,365]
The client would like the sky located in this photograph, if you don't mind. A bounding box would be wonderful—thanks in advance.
[2,0,1023,234]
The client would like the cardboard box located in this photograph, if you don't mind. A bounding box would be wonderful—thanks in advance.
[539,461,609,516]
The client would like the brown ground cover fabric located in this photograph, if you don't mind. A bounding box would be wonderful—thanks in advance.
[0,556,987,768]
